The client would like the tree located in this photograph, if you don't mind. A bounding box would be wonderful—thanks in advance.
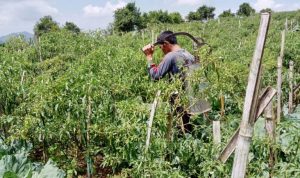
[197,5,215,20]
[237,3,255,17]
[63,22,80,34]
[187,5,215,21]
[142,10,183,25]
[187,11,200,21]
[113,2,142,32]
[219,9,235,18]
[34,15,59,38]
[260,8,272,13]
[169,12,184,23]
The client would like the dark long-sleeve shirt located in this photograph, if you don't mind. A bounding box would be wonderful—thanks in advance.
[148,49,195,80]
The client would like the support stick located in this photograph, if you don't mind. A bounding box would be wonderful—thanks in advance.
[145,90,161,152]
[232,13,270,178]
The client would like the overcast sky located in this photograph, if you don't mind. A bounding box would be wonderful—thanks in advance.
[0,0,299,36]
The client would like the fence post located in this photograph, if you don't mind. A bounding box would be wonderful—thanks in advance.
[218,87,276,163]
[213,121,221,145]
[277,30,285,123]
[289,61,294,113]
[231,13,270,178]
[264,100,276,176]
[145,90,161,152]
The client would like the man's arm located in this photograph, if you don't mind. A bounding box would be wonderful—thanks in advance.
[148,54,174,80]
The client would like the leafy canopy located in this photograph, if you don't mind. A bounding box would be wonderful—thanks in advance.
[34,15,59,38]
[187,5,216,21]
[237,3,256,17]
[113,2,142,32]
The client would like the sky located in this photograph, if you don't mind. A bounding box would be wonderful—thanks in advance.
[0,0,300,36]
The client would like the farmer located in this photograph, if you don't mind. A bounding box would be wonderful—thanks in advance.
[142,30,196,133]
[142,30,195,81]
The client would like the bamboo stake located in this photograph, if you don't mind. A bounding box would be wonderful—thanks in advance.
[277,30,285,123]
[145,90,161,152]
[280,30,286,58]
[277,56,282,123]
[264,100,276,176]
[38,37,42,62]
[151,30,155,44]
[142,30,145,43]
[218,87,276,163]
[213,121,221,145]
[20,71,25,86]
[221,95,225,117]
[86,96,92,178]
[232,13,270,178]
[289,61,294,113]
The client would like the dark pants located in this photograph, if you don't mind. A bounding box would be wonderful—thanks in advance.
[169,93,193,134]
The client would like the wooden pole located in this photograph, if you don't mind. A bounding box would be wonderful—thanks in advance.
[277,30,285,123]
[38,37,42,62]
[277,56,282,123]
[280,30,286,58]
[221,95,225,117]
[145,90,161,152]
[213,121,221,145]
[20,71,25,86]
[218,87,276,163]
[142,30,145,43]
[151,30,155,44]
[264,100,276,176]
[289,61,294,113]
[232,13,270,178]
[86,96,92,178]
[285,18,288,31]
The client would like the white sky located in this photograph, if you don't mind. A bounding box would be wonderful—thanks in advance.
[0,0,299,36]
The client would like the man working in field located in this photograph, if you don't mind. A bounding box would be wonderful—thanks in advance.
[142,30,196,133]
[142,30,195,80]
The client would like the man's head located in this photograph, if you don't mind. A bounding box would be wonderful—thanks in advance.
[155,31,178,54]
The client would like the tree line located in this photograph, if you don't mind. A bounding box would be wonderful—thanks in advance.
[33,2,272,37]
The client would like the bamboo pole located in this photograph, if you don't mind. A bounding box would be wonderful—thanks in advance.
[151,30,155,44]
[280,30,286,58]
[289,61,294,113]
[232,13,270,178]
[219,87,276,163]
[86,96,92,178]
[277,56,282,122]
[38,37,42,62]
[221,95,225,117]
[213,121,221,145]
[264,100,276,176]
[20,71,26,86]
[277,30,285,123]
[145,90,161,152]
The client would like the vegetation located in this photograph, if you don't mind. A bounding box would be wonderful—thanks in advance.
[34,16,60,38]
[63,22,81,34]
[219,9,235,18]
[113,2,142,32]
[237,3,256,17]
[187,5,216,21]
[0,9,300,177]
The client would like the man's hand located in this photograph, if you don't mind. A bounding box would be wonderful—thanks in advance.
[142,44,154,61]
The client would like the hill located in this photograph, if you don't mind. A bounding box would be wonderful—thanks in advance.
[0,31,33,43]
